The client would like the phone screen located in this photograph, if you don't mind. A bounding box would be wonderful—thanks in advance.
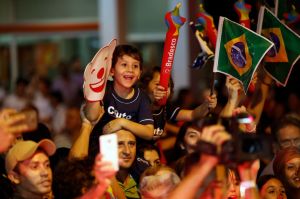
[23,110,38,131]
[13,110,38,132]
[99,134,119,171]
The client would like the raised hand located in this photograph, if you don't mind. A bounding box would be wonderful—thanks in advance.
[0,109,29,152]
[153,85,169,102]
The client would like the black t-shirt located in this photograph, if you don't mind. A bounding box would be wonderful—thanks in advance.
[90,81,154,154]
[152,102,180,137]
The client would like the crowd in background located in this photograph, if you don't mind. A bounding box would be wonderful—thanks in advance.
[0,42,300,199]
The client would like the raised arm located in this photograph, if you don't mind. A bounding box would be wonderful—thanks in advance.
[247,70,273,124]
[0,109,29,153]
[168,124,231,199]
[84,101,104,123]
[176,93,217,121]
[103,119,154,140]
[220,76,243,117]
[69,104,104,159]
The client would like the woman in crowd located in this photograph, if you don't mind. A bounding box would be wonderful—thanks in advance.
[257,175,287,199]
[273,146,300,199]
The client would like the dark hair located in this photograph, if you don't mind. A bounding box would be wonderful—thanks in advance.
[139,66,174,99]
[172,116,221,163]
[111,44,143,69]
[137,143,161,160]
[50,90,64,103]
[172,122,197,162]
[22,123,52,142]
[257,175,282,190]
[52,157,94,199]
[16,77,29,86]
[271,113,300,143]
[38,76,52,88]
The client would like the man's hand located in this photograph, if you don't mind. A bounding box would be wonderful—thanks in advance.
[200,124,232,146]
[94,154,117,185]
[80,154,116,199]
[0,109,29,152]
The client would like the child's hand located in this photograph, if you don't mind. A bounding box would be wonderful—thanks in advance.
[153,85,168,102]
[102,118,124,134]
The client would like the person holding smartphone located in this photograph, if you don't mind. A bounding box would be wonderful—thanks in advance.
[0,109,31,153]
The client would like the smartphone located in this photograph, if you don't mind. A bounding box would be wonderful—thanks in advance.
[13,110,38,132]
[99,134,119,171]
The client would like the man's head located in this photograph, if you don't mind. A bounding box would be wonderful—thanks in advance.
[272,114,300,149]
[5,139,56,197]
[116,130,136,169]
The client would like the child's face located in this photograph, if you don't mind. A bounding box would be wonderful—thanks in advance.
[111,55,141,90]
[148,72,160,93]
[225,169,240,199]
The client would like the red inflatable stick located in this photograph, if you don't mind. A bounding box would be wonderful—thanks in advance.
[159,3,186,106]
[234,0,252,29]
[196,4,218,49]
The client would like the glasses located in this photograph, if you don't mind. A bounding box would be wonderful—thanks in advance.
[279,138,300,148]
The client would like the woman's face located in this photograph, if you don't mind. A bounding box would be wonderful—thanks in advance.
[144,150,161,167]
[183,127,201,153]
[260,178,287,199]
[284,157,300,188]
[225,170,240,199]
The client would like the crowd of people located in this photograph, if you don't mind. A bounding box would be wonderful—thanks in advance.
[0,42,300,199]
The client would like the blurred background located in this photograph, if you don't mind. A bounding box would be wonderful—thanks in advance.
[0,0,299,100]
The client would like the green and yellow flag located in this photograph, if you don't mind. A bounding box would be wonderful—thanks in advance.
[213,17,273,93]
[257,6,300,86]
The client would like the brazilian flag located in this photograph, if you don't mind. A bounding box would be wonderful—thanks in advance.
[257,6,300,86]
[213,17,273,93]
